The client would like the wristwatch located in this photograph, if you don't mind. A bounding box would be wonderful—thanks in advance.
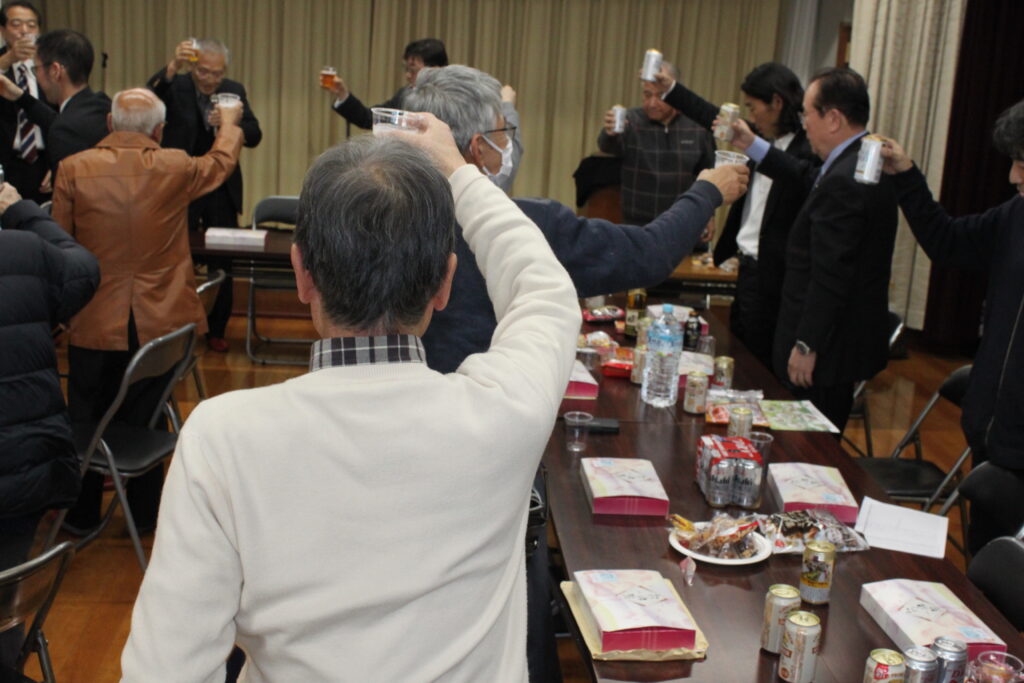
[795,340,812,355]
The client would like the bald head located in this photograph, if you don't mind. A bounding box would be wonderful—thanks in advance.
[110,88,166,138]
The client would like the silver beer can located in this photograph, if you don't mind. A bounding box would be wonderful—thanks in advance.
[640,48,663,82]
[930,636,967,683]
[855,134,884,185]
[761,584,801,654]
[683,372,709,414]
[714,103,741,142]
[612,105,627,133]
[903,646,939,683]
[864,648,906,682]
[706,457,735,507]
[799,540,836,604]
[712,355,734,389]
[732,457,763,508]
[727,406,753,439]
[779,611,821,683]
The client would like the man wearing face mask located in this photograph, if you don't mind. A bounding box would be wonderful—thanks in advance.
[147,38,262,352]
[403,64,748,683]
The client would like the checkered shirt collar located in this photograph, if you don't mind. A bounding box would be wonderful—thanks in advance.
[309,334,426,372]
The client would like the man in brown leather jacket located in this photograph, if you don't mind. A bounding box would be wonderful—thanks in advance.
[52,87,242,534]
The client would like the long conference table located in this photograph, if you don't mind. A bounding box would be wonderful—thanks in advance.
[549,307,1023,682]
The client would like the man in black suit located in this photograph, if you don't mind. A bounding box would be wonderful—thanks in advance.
[0,29,109,175]
[733,67,898,432]
[147,38,262,351]
[653,62,819,369]
[0,1,50,201]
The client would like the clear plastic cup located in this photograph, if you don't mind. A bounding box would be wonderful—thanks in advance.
[371,107,422,135]
[214,92,241,109]
[564,411,594,453]
[966,651,1024,683]
[320,66,337,89]
[188,37,200,63]
[714,150,749,168]
[748,431,774,462]
[697,335,716,357]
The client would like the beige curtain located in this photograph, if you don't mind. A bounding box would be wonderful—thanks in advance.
[38,0,780,220]
[850,0,965,329]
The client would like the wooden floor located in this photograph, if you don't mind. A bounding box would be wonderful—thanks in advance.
[24,311,974,682]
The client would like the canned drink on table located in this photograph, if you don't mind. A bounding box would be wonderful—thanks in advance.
[761,584,801,654]
[630,345,646,384]
[683,372,709,414]
[779,611,821,683]
[713,355,734,389]
[640,48,663,81]
[611,105,627,133]
[706,457,736,507]
[930,636,967,683]
[903,646,939,683]
[727,405,753,438]
[864,649,906,683]
[799,540,836,604]
[714,103,741,142]
[855,134,885,185]
[732,457,763,508]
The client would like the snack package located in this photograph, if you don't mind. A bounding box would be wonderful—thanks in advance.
[756,509,869,554]
[670,512,760,559]
[705,388,769,425]
[582,305,625,323]
[600,346,633,379]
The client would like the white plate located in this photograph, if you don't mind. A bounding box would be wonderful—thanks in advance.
[668,527,772,566]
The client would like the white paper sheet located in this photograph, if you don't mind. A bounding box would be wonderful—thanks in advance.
[854,496,948,559]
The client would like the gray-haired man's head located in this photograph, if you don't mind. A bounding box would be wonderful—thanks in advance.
[110,88,166,140]
[293,136,456,335]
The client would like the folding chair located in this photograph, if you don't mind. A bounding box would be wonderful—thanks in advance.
[843,310,905,457]
[967,534,1024,630]
[0,542,74,683]
[166,270,227,431]
[938,461,1024,560]
[45,324,197,571]
[855,364,973,518]
[243,196,310,365]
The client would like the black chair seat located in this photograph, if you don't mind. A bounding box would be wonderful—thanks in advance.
[73,423,178,476]
[968,536,1024,630]
[0,666,38,683]
[938,364,972,406]
[855,458,951,498]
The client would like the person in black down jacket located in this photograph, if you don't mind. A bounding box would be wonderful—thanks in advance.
[879,99,1024,552]
[0,182,98,667]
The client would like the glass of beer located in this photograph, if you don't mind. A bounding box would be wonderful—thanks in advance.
[187,37,200,62]
[371,108,422,135]
[320,66,338,89]
[714,150,749,168]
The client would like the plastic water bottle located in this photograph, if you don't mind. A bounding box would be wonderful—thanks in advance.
[641,304,683,407]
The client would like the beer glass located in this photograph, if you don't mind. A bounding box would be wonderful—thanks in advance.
[714,150,749,168]
[320,66,338,89]
[187,37,200,63]
[371,108,421,135]
[966,651,1024,682]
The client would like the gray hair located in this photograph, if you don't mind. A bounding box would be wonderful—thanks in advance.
[661,61,680,82]
[403,65,502,154]
[197,38,229,65]
[111,90,166,135]
[993,98,1024,161]
[294,136,455,333]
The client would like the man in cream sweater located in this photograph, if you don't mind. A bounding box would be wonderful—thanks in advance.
[120,115,580,682]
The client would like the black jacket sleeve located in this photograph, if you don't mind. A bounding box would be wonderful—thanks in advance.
[520,180,723,297]
[1,199,99,322]
[662,81,719,130]
[14,90,57,131]
[332,86,405,130]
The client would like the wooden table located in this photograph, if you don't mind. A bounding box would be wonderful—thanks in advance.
[547,308,1023,682]
[653,257,738,308]
[188,229,293,270]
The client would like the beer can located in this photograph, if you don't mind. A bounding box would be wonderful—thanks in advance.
[712,356,734,389]
[727,406,753,439]
[903,646,939,683]
[761,584,801,654]
[799,540,836,604]
[640,49,663,82]
[930,636,967,683]
[706,457,736,507]
[864,649,906,682]
[630,345,646,384]
[625,288,647,336]
[612,105,627,133]
[779,611,821,683]
[733,457,763,508]
[683,372,709,414]
[714,103,741,142]
[855,134,884,185]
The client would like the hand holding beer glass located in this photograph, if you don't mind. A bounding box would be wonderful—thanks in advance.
[697,164,750,205]
[170,38,200,76]
[720,116,756,151]
[319,66,348,99]
[209,93,242,129]
[603,106,627,136]
[378,111,468,177]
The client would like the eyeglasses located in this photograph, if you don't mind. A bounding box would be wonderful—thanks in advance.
[483,124,517,143]
[195,66,225,80]
[7,19,39,30]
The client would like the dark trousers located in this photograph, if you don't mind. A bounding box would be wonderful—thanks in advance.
[730,257,777,371]
[0,512,44,668]
[189,185,238,338]
[64,316,171,530]
[794,382,855,436]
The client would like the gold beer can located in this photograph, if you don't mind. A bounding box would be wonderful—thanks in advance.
[864,649,906,683]
[713,355,734,389]
[779,611,821,683]
[727,406,753,438]
[800,540,836,604]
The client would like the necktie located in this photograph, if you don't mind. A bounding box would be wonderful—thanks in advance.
[14,64,40,163]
